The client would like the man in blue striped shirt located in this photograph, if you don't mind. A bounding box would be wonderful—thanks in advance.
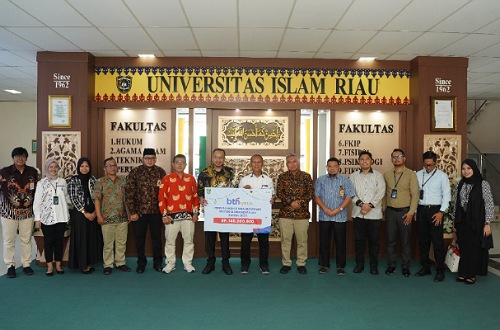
[415,151,451,282]
[314,157,355,275]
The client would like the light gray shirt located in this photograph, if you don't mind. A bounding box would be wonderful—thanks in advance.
[350,168,386,220]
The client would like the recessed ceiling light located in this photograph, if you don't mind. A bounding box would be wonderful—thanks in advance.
[359,57,377,61]
[138,54,155,58]
[4,89,22,94]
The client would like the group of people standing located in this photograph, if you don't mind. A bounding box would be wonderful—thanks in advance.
[0,146,494,285]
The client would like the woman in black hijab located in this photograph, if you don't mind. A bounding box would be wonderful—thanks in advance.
[453,159,494,284]
[67,157,103,273]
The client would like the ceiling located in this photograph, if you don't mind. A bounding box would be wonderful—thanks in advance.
[1,0,500,102]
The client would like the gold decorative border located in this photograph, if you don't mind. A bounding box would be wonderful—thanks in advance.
[48,95,72,128]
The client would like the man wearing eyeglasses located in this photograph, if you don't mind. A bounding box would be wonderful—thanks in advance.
[0,147,39,278]
[415,151,451,282]
[125,148,166,274]
[94,157,130,275]
[383,148,419,277]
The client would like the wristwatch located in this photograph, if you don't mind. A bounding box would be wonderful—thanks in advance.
[339,207,344,211]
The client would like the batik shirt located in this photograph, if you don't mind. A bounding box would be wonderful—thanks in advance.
[125,164,166,216]
[158,172,200,220]
[93,176,127,224]
[0,164,39,220]
[276,170,314,220]
[197,165,235,198]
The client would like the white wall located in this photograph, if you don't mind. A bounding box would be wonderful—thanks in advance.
[0,102,37,168]
[467,100,500,153]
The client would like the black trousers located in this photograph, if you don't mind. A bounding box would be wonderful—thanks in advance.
[353,217,381,268]
[416,205,445,270]
[240,233,269,268]
[205,231,230,265]
[319,221,346,269]
[386,207,412,269]
[41,223,66,263]
[133,214,163,267]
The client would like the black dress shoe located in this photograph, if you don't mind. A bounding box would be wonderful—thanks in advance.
[222,263,233,275]
[370,268,379,275]
[280,266,291,274]
[353,265,364,273]
[153,265,163,272]
[117,265,131,272]
[415,267,431,276]
[202,264,215,274]
[385,267,396,276]
[402,268,410,277]
[23,266,34,276]
[297,266,307,274]
[136,265,145,274]
[7,266,16,278]
[434,271,445,282]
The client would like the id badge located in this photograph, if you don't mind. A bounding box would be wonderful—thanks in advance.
[419,189,424,200]
[53,196,59,205]
[30,182,35,190]
[391,189,397,199]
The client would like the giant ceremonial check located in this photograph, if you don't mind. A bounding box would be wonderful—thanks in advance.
[204,187,273,233]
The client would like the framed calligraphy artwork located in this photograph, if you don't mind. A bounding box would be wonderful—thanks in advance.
[219,116,288,149]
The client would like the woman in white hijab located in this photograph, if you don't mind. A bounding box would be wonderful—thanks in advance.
[33,158,71,276]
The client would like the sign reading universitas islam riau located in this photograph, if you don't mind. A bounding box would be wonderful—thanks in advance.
[95,66,410,105]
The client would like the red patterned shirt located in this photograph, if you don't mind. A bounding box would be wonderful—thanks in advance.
[158,172,200,217]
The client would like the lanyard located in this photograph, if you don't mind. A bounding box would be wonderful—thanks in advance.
[421,169,437,188]
[393,171,403,188]
[48,179,58,194]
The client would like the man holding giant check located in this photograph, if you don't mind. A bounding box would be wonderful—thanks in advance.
[203,154,273,275]
[198,148,236,275]
[238,154,274,275]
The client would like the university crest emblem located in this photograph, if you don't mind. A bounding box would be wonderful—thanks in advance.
[116,76,132,93]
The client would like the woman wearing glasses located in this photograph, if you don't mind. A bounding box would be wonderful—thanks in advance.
[67,157,102,274]
[33,158,71,276]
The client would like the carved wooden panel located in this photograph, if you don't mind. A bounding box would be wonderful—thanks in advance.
[423,134,461,180]
[41,131,81,180]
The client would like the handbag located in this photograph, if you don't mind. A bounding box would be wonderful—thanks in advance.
[445,239,460,273]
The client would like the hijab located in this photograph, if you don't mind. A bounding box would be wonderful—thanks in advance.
[76,157,95,212]
[455,159,484,231]
[45,158,59,180]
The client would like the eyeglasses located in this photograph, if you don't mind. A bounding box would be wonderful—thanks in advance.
[424,163,436,168]
[48,166,60,169]
[144,156,156,161]
[105,164,117,168]
[391,155,404,159]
